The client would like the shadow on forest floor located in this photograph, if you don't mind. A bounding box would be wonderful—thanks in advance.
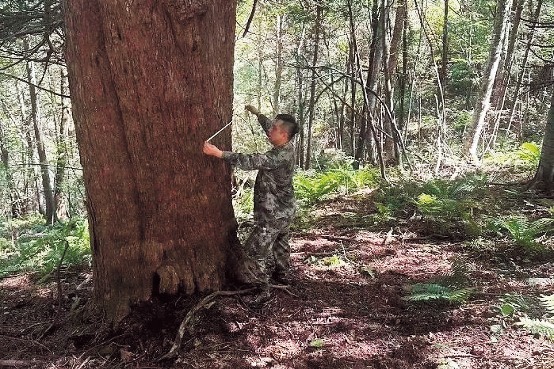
[2,194,554,369]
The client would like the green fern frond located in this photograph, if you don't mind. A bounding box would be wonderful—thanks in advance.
[517,317,554,340]
[540,294,554,315]
[404,283,472,303]
[494,216,553,249]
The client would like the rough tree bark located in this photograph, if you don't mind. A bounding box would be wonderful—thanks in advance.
[63,0,238,320]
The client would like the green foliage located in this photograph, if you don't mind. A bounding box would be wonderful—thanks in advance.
[489,216,554,251]
[483,142,541,170]
[449,60,480,98]
[403,283,473,304]
[294,167,379,206]
[518,317,554,340]
[305,254,344,268]
[374,174,488,238]
[0,217,90,279]
[501,294,554,341]
[309,338,325,348]
[498,293,530,318]
[540,294,554,315]
[232,183,254,221]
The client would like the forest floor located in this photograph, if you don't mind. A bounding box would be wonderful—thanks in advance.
[1,192,554,369]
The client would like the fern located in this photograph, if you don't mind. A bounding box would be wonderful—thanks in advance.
[517,317,554,340]
[403,283,472,303]
[540,294,554,315]
[515,294,554,340]
[493,216,554,250]
[0,218,90,278]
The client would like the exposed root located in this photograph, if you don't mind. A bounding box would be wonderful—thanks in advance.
[159,288,256,361]
[159,284,296,360]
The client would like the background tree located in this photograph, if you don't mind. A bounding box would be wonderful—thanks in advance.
[531,90,554,193]
[464,0,514,162]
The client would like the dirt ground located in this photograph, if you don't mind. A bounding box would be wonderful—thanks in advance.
[1,196,554,369]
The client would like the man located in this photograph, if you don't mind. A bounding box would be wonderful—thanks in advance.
[203,105,299,304]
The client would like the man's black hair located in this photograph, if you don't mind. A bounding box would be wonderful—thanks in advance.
[275,113,299,139]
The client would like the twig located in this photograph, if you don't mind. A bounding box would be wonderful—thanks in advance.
[242,0,258,37]
[269,284,298,297]
[0,334,51,353]
[38,240,70,340]
[0,360,45,367]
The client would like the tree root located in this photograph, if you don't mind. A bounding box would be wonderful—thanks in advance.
[159,284,295,360]
[159,288,255,361]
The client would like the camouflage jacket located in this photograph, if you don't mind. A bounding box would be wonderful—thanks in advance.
[222,114,296,223]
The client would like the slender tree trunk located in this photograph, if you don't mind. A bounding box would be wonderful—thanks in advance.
[384,0,407,165]
[24,38,55,224]
[305,4,322,169]
[63,0,239,320]
[256,7,264,111]
[338,52,350,150]
[440,0,449,91]
[464,0,514,162]
[15,83,36,215]
[296,26,306,168]
[530,91,554,193]
[348,38,357,156]
[492,0,523,110]
[54,70,70,222]
[273,14,284,116]
[508,0,543,132]
[398,1,408,133]
[355,0,382,162]
[348,0,386,178]
[0,120,19,217]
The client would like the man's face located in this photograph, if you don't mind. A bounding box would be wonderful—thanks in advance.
[268,120,289,146]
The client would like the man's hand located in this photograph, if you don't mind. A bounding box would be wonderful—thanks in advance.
[203,142,223,158]
[245,105,260,116]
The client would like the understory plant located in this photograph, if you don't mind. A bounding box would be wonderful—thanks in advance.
[374,174,487,238]
[489,216,554,252]
[294,167,379,206]
[0,217,90,278]
[403,283,473,304]
[516,294,554,341]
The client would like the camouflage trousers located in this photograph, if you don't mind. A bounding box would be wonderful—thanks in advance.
[239,217,291,286]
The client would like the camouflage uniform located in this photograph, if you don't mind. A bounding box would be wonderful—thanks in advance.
[222,114,296,286]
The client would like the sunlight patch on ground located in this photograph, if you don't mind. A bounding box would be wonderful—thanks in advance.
[0,273,32,289]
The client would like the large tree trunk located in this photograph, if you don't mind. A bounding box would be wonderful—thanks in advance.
[63,0,238,320]
[530,91,554,193]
